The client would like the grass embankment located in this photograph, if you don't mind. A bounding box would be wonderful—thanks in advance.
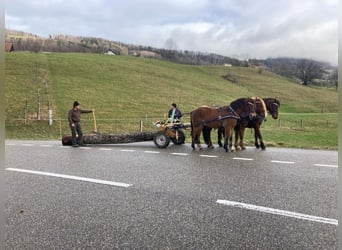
[5,52,338,149]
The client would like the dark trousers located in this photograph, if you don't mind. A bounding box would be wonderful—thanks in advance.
[70,123,83,145]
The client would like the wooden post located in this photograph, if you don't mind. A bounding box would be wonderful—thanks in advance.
[24,99,28,124]
[37,89,41,120]
[48,101,53,125]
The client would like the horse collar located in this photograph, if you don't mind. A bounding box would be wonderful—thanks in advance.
[228,105,240,118]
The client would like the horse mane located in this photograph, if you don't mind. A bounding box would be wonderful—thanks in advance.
[252,97,267,118]
[229,97,251,110]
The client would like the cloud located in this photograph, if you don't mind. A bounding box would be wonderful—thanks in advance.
[5,0,338,65]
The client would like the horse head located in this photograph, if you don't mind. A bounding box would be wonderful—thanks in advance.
[264,98,280,119]
[229,97,257,120]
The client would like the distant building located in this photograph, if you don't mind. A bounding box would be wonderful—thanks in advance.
[5,42,14,52]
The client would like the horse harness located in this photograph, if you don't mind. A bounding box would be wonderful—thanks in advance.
[198,105,241,126]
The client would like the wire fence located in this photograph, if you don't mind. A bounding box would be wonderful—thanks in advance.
[5,112,337,140]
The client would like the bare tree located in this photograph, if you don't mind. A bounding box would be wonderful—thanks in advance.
[296,59,322,86]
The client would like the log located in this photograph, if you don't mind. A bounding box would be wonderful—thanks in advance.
[62,132,158,146]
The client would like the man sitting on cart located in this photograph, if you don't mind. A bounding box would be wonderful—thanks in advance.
[168,103,182,123]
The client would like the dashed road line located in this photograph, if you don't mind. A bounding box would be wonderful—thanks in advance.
[120,149,136,152]
[6,143,339,170]
[314,164,338,168]
[6,167,132,188]
[271,160,295,164]
[171,152,188,156]
[200,154,218,158]
[216,199,338,226]
[233,157,254,161]
[99,148,113,151]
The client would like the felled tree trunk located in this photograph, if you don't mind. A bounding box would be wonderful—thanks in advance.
[62,132,157,146]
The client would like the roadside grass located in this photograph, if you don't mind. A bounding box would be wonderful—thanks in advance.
[5,52,338,149]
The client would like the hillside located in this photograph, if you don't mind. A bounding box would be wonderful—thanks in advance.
[5,52,338,148]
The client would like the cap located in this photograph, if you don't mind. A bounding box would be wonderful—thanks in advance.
[73,101,80,107]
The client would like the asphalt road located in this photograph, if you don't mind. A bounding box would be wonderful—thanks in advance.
[5,140,338,249]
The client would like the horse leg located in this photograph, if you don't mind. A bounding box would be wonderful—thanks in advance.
[239,127,246,150]
[224,127,234,152]
[217,127,223,147]
[234,126,240,150]
[203,126,214,149]
[254,125,265,150]
[193,127,203,150]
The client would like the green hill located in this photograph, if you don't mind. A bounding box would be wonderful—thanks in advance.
[5,52,338,149]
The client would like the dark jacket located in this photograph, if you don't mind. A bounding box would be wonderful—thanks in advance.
[68,108,92,125]
[168,108,182,120]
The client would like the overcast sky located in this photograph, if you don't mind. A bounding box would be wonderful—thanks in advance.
[5,0,338,65]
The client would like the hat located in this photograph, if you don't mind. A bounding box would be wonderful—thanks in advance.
[171,103,177,108]
[73,101,80,107]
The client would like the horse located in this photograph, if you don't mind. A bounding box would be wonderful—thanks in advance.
[190,98,257,152]
[216,98,280,150]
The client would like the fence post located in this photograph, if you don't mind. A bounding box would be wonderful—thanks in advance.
[48,102,53,125]
[37,89,41,120]
[24,99,28,124]
[140,120,143,132]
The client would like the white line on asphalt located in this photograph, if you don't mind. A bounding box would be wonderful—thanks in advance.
[233,157,254,161]
[99,148,113,151]
[5,143,16,146]
[21,144,34,147]
[171,153,188,156]
[144,151,160,154]
[216,199,338,225]
[271,160,295,164]
[314,164,338,168]
[79,147,91,150]
[120,149,136,152]
[5,168,132,188]
[200,155,218,158]
[40,145,53,147]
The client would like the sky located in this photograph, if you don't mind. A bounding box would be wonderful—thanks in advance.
[5,0,338,65]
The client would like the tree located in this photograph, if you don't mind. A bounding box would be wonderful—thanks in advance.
[295,59,322,86]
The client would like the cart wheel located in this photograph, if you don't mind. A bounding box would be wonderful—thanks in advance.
[153,131,171,148]
[171,130,185,145]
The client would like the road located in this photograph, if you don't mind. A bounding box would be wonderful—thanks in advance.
[5,140,338,249]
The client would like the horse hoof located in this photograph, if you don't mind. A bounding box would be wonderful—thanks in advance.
[241,146,246,150]
[208,145,214,149]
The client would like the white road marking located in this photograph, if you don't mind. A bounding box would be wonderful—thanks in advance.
[6,168,132,188]
[171,153,188,156]
[120,149,135,152]
[21,144,34,147]
[79,147,91,150]
[233,157,253,161]
[314,164,338,168]
[144,151,160,154]
[271,160,295,164]
[200,155,218,158]
[216,199,338,226]
[40,145,53,147]
[99,148,113,151]
[5,143,16,146]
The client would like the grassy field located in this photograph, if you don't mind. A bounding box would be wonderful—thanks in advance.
[5,52,338,149]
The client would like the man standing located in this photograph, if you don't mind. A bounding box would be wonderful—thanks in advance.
[68,101,93,147]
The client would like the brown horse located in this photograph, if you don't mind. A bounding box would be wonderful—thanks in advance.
[216,98,280,150]
[190,98,257,152]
